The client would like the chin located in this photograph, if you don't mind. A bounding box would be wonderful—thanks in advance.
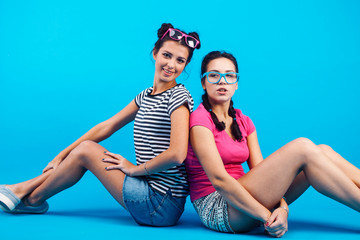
[210,98,230,104]
[160,78,175,83]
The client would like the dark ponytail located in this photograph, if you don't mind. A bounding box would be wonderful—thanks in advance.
[202,92,225,131]
[201,92,243,141]
[228,99,243,141]
[200,51,243,142]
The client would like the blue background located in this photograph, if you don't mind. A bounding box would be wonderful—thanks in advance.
[1,0,359,239]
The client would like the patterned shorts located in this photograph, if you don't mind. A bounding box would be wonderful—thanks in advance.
[193,191,235,233]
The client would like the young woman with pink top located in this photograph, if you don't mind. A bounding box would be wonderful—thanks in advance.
[185,51,360,237]
[0,23,200,227]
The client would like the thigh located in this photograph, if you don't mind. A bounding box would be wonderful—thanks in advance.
[237,139,309,207]
[228,138,314,231]
[318,144,360,187]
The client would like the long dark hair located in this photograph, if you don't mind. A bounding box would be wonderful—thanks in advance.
[201,51,243,141]
[153,23,201,64]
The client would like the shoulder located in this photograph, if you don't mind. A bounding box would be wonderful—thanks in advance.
[170,84,192,98]
[192,103,208,116]
[168,84,194,113]
[190,104,214,130]
[135,87,152,99]
[191,104,206,117]
[235,108,256,136]
[235,108,251,120]
[139,87,152,96]
[134,87,152,107]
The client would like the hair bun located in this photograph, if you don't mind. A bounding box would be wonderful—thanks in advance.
[188,32,201,49]
[157,23,174,38]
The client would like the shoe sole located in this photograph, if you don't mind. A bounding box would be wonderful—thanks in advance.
[12,202,49,214]
[0,193,15,212]
[0,202,11,213]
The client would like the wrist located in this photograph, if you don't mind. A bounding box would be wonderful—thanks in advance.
[278,206,289,216]
[262,210,272,224]
[55,153,66,161]
[143,161,150,175]
[129,165,141,177]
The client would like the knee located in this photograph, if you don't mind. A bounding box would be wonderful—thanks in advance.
[292,137,315,149]
[291,137,321,160]
[70,140,98,160]
[318,144,333,153]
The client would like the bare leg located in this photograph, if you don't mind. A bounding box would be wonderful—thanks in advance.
[318,144,360,187]
[6,170,53,200]
[283,172,310,204]
[24,140,126,208]
[228,138,360,232]
[285,144,360,204]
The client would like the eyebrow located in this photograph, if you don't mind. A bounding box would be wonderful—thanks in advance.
[163,50,173,56]
[208,70,236,73]
[163,50,187,61]
[177,56,187,61]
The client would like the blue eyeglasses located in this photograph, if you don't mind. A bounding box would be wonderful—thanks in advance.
[202,72,240,84]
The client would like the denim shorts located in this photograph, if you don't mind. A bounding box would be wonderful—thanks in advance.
[122,175,186,227]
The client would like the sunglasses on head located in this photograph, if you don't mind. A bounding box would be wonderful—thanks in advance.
[161,28,200,49]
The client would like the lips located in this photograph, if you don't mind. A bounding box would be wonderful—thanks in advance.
[217,88,228,92]
[163,68,174,76]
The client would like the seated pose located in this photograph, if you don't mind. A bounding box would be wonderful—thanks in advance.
[0,23,201,227]
[185,51,360,237]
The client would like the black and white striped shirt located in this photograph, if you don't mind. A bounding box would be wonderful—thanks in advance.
[134,84,194,197]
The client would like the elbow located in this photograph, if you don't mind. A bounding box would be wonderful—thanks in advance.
[101,126,114,139]
[169,147,188,165]
[173,152,187,165]
[211,176,228,192]
[95,122,114,140]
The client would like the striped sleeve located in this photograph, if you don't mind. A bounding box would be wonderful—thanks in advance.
[167,86,194,115]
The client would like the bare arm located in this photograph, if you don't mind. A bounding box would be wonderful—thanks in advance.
[104,105,190,176]
[190,125,271,223]
[246,130,263,169]
[44,100,139,172]
[247,130,289,212]
[247,130,289,237]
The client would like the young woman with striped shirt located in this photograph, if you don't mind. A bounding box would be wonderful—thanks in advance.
[0,23,200,226]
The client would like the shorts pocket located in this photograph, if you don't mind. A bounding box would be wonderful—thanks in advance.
[150,190,185,226]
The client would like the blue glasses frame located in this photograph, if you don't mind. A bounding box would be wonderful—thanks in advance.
[201,72,240,84]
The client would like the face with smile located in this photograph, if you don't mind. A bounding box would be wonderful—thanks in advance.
[202,57,238,105]
[153,40,189,86]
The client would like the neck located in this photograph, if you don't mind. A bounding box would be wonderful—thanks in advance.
[151,76,177,95]
[208,100,230,120]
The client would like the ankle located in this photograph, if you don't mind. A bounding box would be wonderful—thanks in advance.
[6,184,25,199]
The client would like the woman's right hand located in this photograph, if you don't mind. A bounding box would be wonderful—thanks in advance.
[264,207,288,238]
[43,157,62,173]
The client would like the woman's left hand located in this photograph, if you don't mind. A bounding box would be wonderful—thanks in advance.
[264,207,288,238]
[102,151,136,176]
